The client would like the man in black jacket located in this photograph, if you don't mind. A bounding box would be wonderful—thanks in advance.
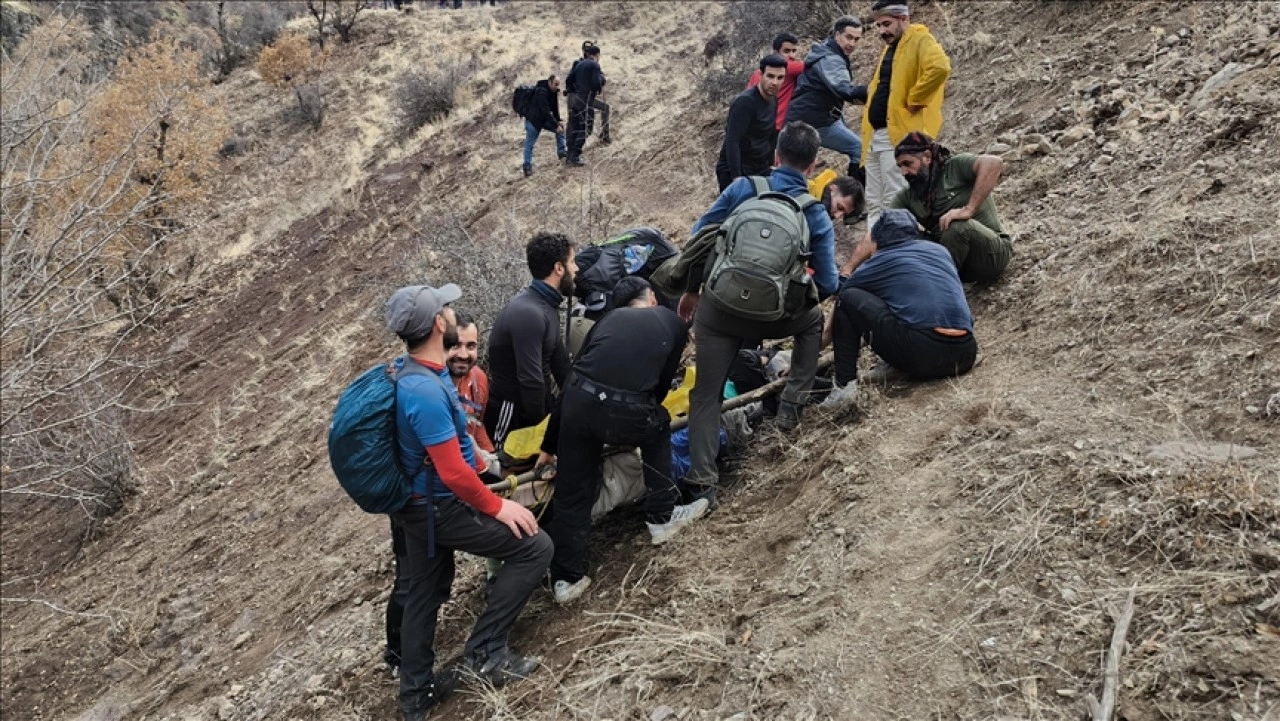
[538,277,709,604]
[715,54,785,191]
[565,43,608,166]
[784,16,867,176]
[521,75,566,177]
[484,232,576,451]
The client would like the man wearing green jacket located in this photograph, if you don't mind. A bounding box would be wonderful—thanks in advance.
[860,1,951,226]
[887,132,1013,283]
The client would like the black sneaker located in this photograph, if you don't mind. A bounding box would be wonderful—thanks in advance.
[566,156,586,167]
[522,163,533,177]
[599,135,612,145]
[557,151,568,160]
[402,668,460,720]
[463,646,541,687]
[776,401,802,432]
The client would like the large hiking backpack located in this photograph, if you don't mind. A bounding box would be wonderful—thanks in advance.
[573,227,679,319]
[705,177,818,322]
[327,357,436,514]
[511,85,537,117]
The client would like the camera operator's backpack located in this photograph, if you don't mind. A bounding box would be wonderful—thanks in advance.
[705,177,818,322]
[511,84,537,117]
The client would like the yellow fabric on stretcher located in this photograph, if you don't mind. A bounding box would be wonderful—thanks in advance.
[662,366,695,419]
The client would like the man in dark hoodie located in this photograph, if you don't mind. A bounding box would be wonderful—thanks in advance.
[821,208,976,406]
[521,74,566,177]
[784,16,867,177]
[565,43,608,166]
[484,232,576,450]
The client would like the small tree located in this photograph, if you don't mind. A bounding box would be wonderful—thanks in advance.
[1,16,226,523]
[306,0,370,49]
[256,32,327,129]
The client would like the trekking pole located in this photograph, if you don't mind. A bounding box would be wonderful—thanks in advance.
[484,352,834,493]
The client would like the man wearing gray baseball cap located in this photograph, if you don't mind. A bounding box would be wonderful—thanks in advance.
[383,283,552,720]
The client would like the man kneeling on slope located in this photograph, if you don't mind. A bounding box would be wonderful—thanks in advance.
[823,208,977,405]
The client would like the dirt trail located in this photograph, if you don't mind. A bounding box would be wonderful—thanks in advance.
[2,2,1277,721]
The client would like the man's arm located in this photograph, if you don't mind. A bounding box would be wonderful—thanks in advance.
[839,231,877,279]
[653,314,689,406]
[535,90,557,131]
[816,54,865,103]
[424,438,539,537]
[722,96,751,179]
[804,205,840,298]
[939,154,1003,231]
[508,306,549,422]
[906,35,951,111]
[746,68,761,89]
[691,177,751,235]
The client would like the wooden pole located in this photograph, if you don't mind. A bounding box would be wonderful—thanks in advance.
[484,352,834,493]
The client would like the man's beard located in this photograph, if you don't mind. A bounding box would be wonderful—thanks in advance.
[558,273,575,298]
[906,172,930,199]
[448,356,475,377]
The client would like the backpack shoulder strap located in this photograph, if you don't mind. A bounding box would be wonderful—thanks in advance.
[748,176,771,198]
[793,192,820,212]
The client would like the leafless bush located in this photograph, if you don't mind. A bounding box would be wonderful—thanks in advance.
[194,1,302,78]
[394,66,465,132]
[399,214,526,360]
[306,0,370,48]
[1,15,222,523]
[295,82,326,129]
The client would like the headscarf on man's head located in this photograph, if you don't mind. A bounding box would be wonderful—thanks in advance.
[871,1,910,19]
[894,132,952,225]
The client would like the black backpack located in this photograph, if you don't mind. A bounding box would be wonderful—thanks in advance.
[573,227,678,319]
[511,85,536,117]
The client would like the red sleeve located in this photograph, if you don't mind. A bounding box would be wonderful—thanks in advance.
[787,59,804,79]
[746,69,761,89]
[424,437,504,517]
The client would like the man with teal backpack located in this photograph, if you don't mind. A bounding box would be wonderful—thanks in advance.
[329,283,552,720]
[676,121,839,509]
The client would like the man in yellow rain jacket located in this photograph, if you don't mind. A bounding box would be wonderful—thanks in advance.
[860,1,951,227]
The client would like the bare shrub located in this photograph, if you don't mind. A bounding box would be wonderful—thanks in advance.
[400,215,526,359]
[195,1,302,78]
[295,82,326,129]
[393,66,465,132]
[1,15,224,523]
[306,0,371,49]
[257,32,327,129]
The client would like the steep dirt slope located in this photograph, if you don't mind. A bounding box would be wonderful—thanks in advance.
[1,2,1277,721]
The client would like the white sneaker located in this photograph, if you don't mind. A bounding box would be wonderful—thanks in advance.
[552,576,591,604]
[820,380,859,408]
[647,498,710,545]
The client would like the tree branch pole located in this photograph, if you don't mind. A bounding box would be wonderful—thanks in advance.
[1086,586,1137,721]
[485,353,834,493]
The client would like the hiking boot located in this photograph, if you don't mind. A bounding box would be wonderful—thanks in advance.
[566,156,586,167]
[820,380,858,409]
[463,646,541,687]
[557,151,568,160]
[776,400,802,432]
[647,498,710,545]
[599,134,612,145]
[863,358,906,385]
[522,163,533,177]
[403,668,460,720]
[551,576,591,604]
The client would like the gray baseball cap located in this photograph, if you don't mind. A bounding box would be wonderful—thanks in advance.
[385,284,462,338]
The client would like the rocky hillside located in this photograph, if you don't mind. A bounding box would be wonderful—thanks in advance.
[1,2,1276,721]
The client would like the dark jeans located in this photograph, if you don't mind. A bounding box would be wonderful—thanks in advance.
[832,286,978,385]
[566,94,593,160]
[385,516,409,667]
[392,499,552,714]
[547,384,678,584]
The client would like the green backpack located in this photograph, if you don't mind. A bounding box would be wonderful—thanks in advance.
[704,177,818,323]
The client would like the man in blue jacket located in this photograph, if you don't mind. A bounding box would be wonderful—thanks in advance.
[822,208,977,406]
[784,16,867,176]
[520,75,566,177]
[678,121,839,507]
